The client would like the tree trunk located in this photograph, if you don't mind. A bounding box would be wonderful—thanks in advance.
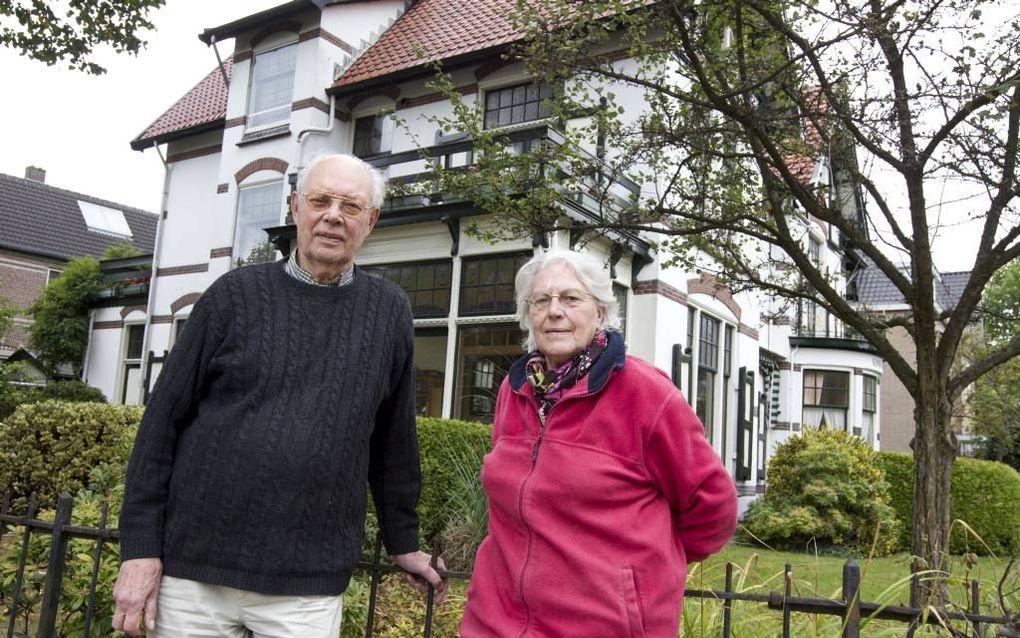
[910,359,957,606]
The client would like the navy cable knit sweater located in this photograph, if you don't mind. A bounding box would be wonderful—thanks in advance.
[118,261,421,595]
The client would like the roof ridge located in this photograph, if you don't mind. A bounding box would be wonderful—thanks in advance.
[0,172,157,216]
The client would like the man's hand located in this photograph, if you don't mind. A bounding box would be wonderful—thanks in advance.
[112,558,162,635]
[393,551,447,604]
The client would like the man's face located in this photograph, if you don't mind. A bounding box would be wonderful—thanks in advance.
[290,156,380,278]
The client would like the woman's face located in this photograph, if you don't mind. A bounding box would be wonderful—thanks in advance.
[529,262,602,367]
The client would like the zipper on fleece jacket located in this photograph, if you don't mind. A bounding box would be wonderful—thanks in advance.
[515,401,545,638]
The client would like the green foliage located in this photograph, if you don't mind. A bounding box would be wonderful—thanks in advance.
[0,401,141,510]
[877,452,1020,555]
[969,259,1020,470]
[0,0,165,75]
[981,258,1020,345]
[27,256,103,375]
[742,428,900,555]
[0,377,107,423]
[100,242,143,260]
[0,292,15,337]
[0,468,125,637]
[416,417,491,570]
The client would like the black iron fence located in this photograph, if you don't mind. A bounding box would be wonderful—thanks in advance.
[3,493,1018,637]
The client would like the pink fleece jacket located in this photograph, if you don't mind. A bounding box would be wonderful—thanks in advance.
[460,331,738,637]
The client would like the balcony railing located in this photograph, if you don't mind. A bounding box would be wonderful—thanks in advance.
[267,123,648,256]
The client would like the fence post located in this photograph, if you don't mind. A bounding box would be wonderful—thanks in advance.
[782,563,792,638]
[35,493,73,638]
[722,562,733,638]
[970,579,982,638]
[842,560,861,638]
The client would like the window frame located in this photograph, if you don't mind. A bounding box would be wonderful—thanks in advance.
[352,113,395,159]
[120,323,146,405]
[363,260,453,318]
[458,252,531,317]
[232,179,285,267]
[482,81,555,130]
[246,41,298,131]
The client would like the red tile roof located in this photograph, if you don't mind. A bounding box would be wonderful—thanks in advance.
[131,58,233,150]
[333,0,522,90]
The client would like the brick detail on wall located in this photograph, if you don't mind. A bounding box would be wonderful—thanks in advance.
[292,97,331,115]
[225,116,247,129]
[0,259,48,310]
[120,305,147,319]
[171,293,203,314]
[167,145,220,164]
[686,273,742,320]
[777,361,792,370]
[150,315,174,325]
[217,183,229,194]
[632,279,688,305]
[738,323,759,340]
[398,84,478,110]
[234,157,288,184]
[156,263,209,277]
[234,50,252,63]
[771,421,802,431]
[209,247,233,259]
[299,27,354,54]
[93,321,123,330]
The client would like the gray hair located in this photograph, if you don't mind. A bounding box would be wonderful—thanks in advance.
[516,249,621,352]
[295,153,387,209]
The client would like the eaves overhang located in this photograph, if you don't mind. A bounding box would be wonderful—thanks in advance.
[198,0,329,45]
[789,336,880,355]
[130,118,226,151]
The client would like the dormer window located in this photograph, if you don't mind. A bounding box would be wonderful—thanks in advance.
[247,42,297,129]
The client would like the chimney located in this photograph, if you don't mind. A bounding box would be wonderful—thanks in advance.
[25,166,46,183]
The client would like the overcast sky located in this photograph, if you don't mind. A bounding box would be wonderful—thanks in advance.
[0,0,996,274]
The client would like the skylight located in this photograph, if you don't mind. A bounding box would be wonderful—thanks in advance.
[78,201,133,238]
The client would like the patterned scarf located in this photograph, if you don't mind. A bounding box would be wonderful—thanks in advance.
[526,330,609,421]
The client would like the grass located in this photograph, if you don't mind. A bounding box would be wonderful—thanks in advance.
[680,542,1018,637]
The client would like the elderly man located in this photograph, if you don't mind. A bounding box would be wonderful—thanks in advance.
[112,154,443,637]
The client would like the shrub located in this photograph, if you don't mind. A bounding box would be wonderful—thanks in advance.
[741,427,900,556]
[416,418,491,547]
[878,452,1020,555]
[0,378,106,423]
[0,466,124,637]
[0,401,141,510]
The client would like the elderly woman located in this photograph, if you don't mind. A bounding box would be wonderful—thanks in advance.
[460,250,737,637]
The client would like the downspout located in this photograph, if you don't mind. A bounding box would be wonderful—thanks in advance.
[80,311,96,382]
[135,141,171,404]
[210,35,230,88]
[296,94,338,164]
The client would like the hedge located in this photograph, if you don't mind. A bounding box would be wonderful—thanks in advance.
[0,401,141,510]
[877,452,1020,555]
[0,379,106,423]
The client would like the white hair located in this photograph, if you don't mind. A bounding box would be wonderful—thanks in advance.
[295,153,387,209]
[515,250,621,352]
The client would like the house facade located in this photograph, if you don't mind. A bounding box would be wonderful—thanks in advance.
[83,0,884,507]
[0,167,157,367]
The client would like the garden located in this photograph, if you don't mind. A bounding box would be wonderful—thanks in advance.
[2,387,1019,637]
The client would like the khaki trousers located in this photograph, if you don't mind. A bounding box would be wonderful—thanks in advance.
[149,575,343,638]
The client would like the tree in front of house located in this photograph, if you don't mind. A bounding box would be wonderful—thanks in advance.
[0,0,164,74]
[426,0,1020,592]
[969,259,1020,471]
[0,291,14,340]
[27,256,102,376]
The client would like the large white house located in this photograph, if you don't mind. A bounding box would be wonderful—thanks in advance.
[83,0,884,507]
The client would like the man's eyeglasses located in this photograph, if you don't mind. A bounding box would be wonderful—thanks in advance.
[300,192,370,219]
[527,289,594,312]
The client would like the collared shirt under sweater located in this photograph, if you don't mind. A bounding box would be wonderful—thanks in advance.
[118,260,421,596]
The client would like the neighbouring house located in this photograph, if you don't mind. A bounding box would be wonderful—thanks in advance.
[856,261,976,454]
[83,0,884,509]
[0,167,157,369]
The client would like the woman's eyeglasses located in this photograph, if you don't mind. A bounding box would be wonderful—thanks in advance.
[300,192,369,219]
[527,290,593,311]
